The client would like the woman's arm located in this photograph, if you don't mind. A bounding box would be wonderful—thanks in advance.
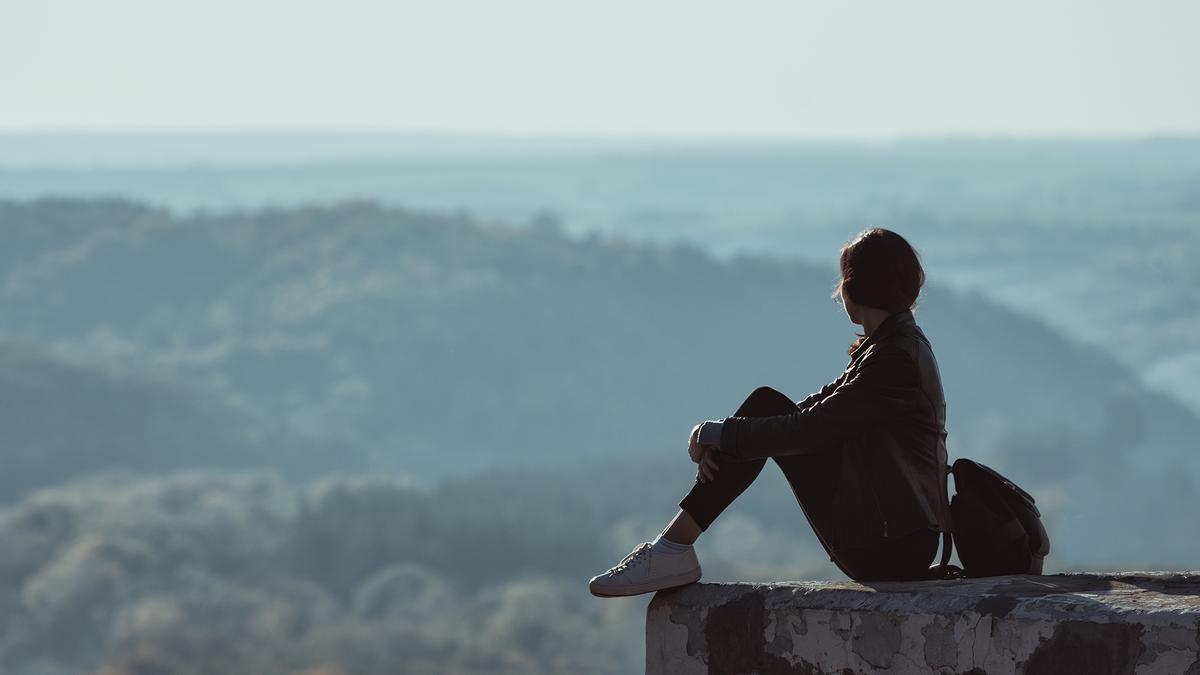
[795,369,851,411]
[697,368,852,448]
[714,346,921,461]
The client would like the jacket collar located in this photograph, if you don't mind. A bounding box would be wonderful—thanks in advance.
[849,309,915,361]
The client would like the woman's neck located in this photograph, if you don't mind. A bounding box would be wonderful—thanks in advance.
[860,308,895,338]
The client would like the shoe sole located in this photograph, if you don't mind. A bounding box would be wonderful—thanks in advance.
[589,566,702,597]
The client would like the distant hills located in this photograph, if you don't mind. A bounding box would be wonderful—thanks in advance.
[0,197,1195,565]
[0,339,364,501]
[2,136,1197,417]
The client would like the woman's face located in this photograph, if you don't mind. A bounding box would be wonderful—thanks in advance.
[840,284,861,325]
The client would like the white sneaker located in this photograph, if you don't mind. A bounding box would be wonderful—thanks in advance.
[588,541,702,597]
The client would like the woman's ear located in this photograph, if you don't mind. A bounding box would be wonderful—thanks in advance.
[841,289,860,324]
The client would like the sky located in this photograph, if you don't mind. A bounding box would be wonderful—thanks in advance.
[2,0,1198,138]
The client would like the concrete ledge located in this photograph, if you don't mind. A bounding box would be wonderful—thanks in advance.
[646,572,1200,675]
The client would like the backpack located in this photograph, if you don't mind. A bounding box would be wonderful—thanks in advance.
[931,458,1051,579]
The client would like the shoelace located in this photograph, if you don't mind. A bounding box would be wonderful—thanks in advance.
[607,542,653,575]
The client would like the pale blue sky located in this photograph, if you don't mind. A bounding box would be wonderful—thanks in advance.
[2,0,1197,137]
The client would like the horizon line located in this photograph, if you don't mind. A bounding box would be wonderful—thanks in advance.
[1,127,1198,144]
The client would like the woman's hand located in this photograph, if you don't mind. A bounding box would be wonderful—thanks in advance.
[696,447,721,483]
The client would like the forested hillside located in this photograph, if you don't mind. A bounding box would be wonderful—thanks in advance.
[0,469,642,674]
[0,341,362,500]
[0,198,1196,566]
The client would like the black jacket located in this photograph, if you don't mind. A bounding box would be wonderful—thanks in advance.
[716,309,951,550]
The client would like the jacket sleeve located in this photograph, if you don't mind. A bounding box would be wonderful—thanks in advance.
[697,420,723,446]
[717,345,920,461]
[794,371,848,410]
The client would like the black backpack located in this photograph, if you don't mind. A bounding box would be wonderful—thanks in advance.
[932,458,1051,578]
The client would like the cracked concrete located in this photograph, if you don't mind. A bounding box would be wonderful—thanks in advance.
[646,572,1200,675]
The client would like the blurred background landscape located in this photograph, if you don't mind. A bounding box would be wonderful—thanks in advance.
[2,1,1198,673]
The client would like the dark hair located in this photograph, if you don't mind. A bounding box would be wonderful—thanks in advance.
[831,227,925,356]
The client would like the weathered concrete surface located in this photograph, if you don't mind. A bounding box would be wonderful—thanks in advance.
[646,572,1200,675]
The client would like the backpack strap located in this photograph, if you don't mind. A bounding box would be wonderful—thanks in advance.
[924,530,962,580]
[927,462,963,580]
[940,460,954,567]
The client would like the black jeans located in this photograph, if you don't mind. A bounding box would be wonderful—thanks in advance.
[678,385,939,582]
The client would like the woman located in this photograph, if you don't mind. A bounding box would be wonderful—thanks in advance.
[589,227,951,597]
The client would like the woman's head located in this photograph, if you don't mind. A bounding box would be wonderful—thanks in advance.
[831,227,925,355]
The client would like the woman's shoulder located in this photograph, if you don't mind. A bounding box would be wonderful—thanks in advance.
[860,337,918,363]
[854,336,929,386]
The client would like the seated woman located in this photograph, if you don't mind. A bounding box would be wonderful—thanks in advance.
[589,227,951,596]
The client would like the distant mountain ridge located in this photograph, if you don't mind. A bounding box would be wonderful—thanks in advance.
[0,197,1196,564]
[6,137,1196,418]
[0,338,364,501]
